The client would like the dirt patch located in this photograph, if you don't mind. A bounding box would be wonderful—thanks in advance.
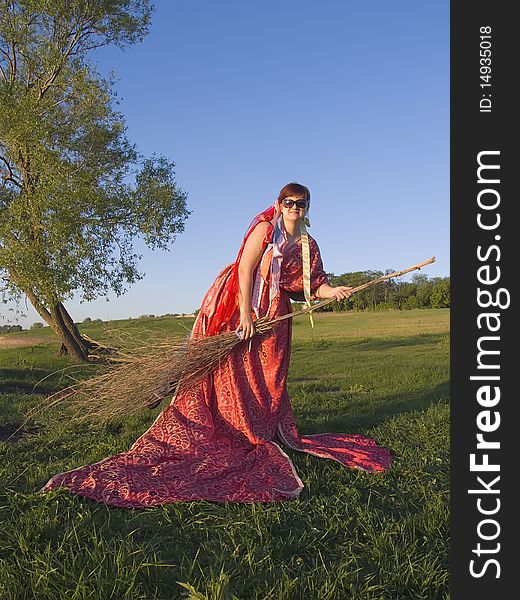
[0,335,50,349]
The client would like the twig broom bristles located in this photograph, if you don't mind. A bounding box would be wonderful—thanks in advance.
[18,257,435,429]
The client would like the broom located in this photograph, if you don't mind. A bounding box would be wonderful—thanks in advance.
[21,257,436,427]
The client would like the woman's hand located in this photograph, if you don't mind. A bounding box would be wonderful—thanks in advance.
[316,284,354,301]
[236,310,256,341]
[331,285,354,300]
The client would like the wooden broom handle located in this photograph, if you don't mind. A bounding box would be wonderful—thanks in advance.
[267,256,436,325]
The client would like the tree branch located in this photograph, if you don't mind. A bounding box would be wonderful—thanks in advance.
[17,47,37,88]
[37,16,89,100]
[37,95,72,118]
[0,155,22,189]
[0,46,13,82]
[9,38,17,83]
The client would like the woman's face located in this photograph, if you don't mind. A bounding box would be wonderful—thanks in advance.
[279,195,308,225]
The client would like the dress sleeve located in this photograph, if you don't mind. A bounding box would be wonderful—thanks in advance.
[263,222,274,245]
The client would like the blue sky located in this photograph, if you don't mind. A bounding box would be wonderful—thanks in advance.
[3,0,449,327]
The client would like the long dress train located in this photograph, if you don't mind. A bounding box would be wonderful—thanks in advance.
[41,234,391,508]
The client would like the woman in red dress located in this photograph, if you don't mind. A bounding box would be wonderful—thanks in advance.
[41,183,391,508]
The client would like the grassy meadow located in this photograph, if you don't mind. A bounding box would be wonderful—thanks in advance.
[0,309,450,599]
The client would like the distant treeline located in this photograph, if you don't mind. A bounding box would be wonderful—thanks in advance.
[294,272,450,312]
[0,324,24,333]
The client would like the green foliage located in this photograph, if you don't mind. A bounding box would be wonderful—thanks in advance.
[30,321,44,329]
[414,274,434,307]
[0,1,189,313]
[0,324,23,333]
[431,278,451,309]
[327,271,450,311]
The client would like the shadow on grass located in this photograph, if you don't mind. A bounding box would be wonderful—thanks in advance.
[291,375,321,383]
[294,380,450,434]
[294,332,447,355]
[345,332,446,351]
[0,422,41,443]
[0,365,93,396]
[0,381,56,396]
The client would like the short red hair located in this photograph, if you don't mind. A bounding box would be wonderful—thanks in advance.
[276,182,310,205]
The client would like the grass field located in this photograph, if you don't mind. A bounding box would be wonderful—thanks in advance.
[0,309,450,599]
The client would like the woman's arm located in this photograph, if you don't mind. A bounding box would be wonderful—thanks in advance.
[236,221,270,340]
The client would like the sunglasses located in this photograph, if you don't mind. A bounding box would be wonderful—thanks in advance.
[281,198,307,209]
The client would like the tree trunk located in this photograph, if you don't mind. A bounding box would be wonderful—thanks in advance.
[49,303,90,361]
[22,288,90,360]
[55,302,116,358]
[55,302,93,358]
[13,276,114,360]
[8,271,101,360]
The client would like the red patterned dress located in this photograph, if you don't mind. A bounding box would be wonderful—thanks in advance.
[41,225,391,507]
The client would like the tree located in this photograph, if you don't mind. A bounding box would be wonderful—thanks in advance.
[329,271,388,311]
[0,323,22,333]
[431,277,450,308]
[0,1,190,360]
[291,301,304,312]
[412,273,433,307]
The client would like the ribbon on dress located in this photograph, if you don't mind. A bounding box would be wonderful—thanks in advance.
[299,216,314,328]
[269,213,287,310]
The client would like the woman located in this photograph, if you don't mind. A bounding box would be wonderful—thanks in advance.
[41,183,391,507]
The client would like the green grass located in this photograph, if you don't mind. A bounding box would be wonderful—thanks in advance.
[0,309,449,599]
